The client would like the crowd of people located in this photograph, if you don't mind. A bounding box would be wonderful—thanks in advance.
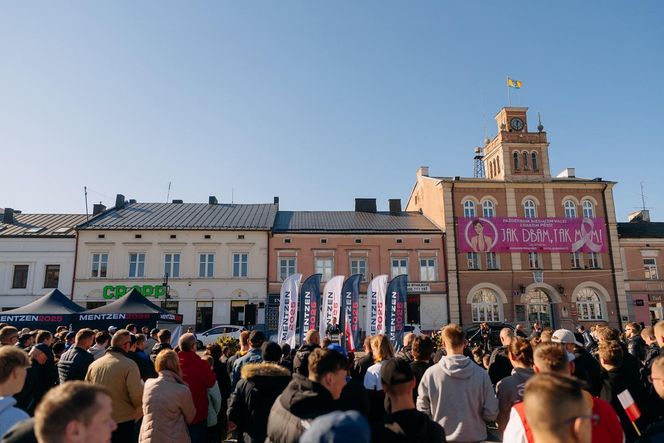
[0,319,663,443]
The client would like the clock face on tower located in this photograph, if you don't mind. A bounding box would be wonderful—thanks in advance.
[510,117,524,131]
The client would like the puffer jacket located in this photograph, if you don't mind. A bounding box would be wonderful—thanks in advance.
[58,346,95,383]
[228,362,291,443]
[139,370,196,443]
[266,374,335,443]
[85,347,144,423]
[292,344,319,377]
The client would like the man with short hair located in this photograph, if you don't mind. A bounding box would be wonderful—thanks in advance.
[145,328,158,351]
[226,330,250,375]
[417,324,498,442]
[503,342,624,443]
[86,329,143,443]
[34,381,117,443]
[396,332,415,363]
[149,329,172,360]
[654,321,664,350]
[639,355,664,441]
[267,347,347,442]
[0,326,19,346]
[58,328,95,383]
[231,330,265,387]
[126,324,137,334]
[326,317,341,336]
[177,332,216,442]
[625,322,646,361]
[293,329,320,377]
[381,357,446,442]
[523,373,592,443]
[88,331,111,360]
[488,327,515,385]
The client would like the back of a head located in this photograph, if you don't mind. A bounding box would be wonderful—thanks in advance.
[509,337,534,367]
[36,330,52,344]
[412,335,434,362]
[598,340,623,368]
[371,335,394,362]
[76,328,95,344]
[0,346,30,384]
[157,329,171,343]
[155,349,181,376]
[363,335,373,351]
[305,329,319,345]
[654,321,664,343]
[178,333,196,352]
[281,343,291,358]
[524,373,589,443]
[110,329,131,347]
[300,410,370,443]
[249,330,265,348]
[239,330,251,347]
[206,342,222,360]
[0,326,19,343]
[35,381,111,443]
[308,348,347,382]
[441,323,465,349]
[95,331,111,345]
[642,326,655,342]
[596,326,620,342]
[501,327,515,341]
[533,342,569,374]
[403,332,415,347]
[262,341,282,363]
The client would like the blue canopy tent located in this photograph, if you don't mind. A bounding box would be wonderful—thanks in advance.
[0,289,85,331]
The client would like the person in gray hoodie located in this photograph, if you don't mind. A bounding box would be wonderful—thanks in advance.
[0,347,31,437]
[495,337,534,435]
[416,324,498,442]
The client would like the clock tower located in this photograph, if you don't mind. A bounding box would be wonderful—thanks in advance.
[482,107,551,181]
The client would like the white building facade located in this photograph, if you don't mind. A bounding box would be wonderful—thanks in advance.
[0,210,87,310]
[72,197,277,331]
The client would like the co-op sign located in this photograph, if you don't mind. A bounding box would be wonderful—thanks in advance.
[102,284,167,299]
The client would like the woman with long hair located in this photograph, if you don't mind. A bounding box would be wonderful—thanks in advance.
[139,350,196,443]
[362,334,394,435]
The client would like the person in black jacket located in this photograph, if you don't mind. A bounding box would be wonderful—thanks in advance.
[126,333,157,381]
[409,335,433,402]
[381,358,446,443]
[228,342,291,443]
[293,330,320,377]
[488,328,514,386]
[395,333,415,363]
[57,329,95,383]
[351,336,374,381]
[625,322,646,361]
[266,348,347,442]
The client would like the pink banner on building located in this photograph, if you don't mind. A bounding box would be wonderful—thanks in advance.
[457,217,607,253]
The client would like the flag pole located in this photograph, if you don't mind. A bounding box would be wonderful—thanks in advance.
[507,76,511,106]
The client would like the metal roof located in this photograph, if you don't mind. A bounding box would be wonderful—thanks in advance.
[78,202,278,230]
[617,222,664,239]
[0,213,87,237]
[274,211,440,233]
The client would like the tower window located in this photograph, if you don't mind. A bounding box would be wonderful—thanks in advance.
[513,152,520,171]
[523,151,529,170]
[531,152,538,171]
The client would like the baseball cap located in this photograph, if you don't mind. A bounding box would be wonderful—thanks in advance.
[300,411,370,443]
[108,326,117,334]
[327,343,347,357]
[380,358,414,387]
[551,329,582,347]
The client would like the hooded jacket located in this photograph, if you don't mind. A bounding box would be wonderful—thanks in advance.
[227,362,291,443]
[495,367,534,433]
[266,374,335,443]
[416,354,498,442]
[0,397,29,438]
[382,409,447,443]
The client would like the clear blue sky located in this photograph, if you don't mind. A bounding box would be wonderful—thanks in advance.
[2,2,662,221]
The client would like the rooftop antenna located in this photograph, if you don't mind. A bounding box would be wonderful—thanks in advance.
[640,181,647,211]
[84,186,89,221]
[473,147,485,178]
[166,182,172,203]
[537,112,544,132]
[231,188,234,204]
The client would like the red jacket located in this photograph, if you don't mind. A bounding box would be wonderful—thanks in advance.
[178,351,216,424]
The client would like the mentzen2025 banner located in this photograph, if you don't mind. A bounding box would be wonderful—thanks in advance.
[457,217,607,253]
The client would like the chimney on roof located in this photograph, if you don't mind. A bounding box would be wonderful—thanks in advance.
[209,196,218,205]
[628,210,650,223]
[389,199,402,214]
[2,208,14,224]
[417,166,429,177]
[355,198,377,213]
[172,199,183,204]
[93,203,106,215]
[128,199,136,204]
[115,194,126,209]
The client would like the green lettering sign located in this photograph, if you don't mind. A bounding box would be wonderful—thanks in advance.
[100,285,165,299]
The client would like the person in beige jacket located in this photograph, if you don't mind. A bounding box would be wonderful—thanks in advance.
[139,349,196,443]
[86,329,144,443]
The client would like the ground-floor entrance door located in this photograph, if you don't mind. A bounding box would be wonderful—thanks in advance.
[525,289,553,329]
[196,301,213,332]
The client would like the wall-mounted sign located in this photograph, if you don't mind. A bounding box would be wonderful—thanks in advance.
[407,283,431,293]
[458,217,607,253]
[102,285,167,300]
[634,300,645,307]
[648,294,664,303]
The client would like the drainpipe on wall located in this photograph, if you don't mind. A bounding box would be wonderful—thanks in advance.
[442,232,451,326]
[70,229,80,301]
[602,183,623,330]
[451,181,463,326]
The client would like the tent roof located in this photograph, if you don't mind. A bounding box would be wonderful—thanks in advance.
[84,288,170,314]
[2,289,85,314]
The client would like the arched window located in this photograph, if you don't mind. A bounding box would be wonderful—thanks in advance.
[523,199,537,218]
[483,200,495,218]
[531,152,538,171]
[524,289,552,328]
[523,151,529,170]
[564,200,577,218]
[463,200,476,218]
[497,159,501,174]
[471,289,501,323]
[490,161,495,177]
[582,200,595,218]
[576,287,605,320]
[513,152,520,171]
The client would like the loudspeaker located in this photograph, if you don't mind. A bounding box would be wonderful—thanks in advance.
[244,303,257,326]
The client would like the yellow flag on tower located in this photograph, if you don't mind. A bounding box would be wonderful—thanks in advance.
[507,78,523,89]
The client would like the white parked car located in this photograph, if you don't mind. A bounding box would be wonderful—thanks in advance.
[196,325,245,349]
